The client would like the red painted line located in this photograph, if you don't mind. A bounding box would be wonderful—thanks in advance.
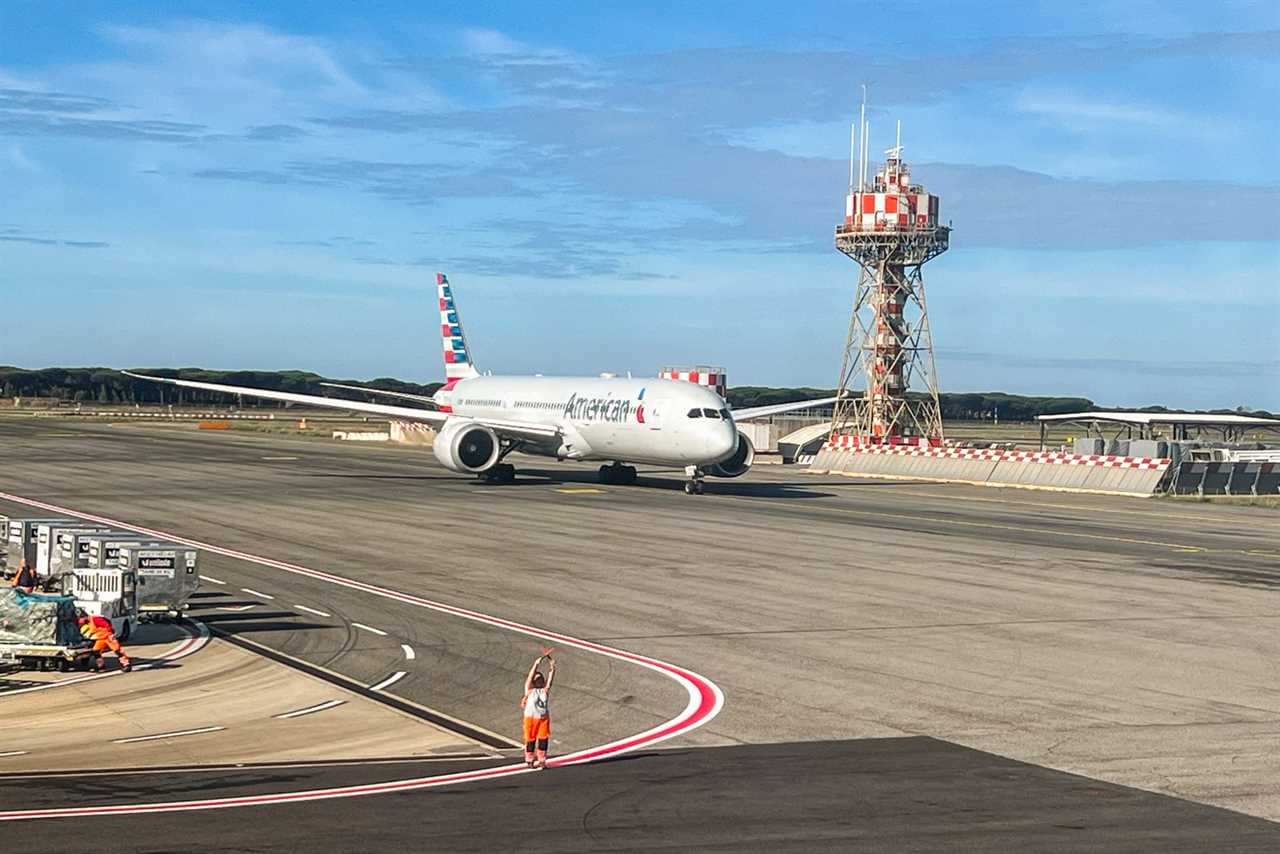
[0,492,724,821]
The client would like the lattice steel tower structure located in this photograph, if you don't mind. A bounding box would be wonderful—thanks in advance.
[831,102,950,443]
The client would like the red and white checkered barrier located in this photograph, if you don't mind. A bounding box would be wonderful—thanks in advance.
[822,437,1169,471]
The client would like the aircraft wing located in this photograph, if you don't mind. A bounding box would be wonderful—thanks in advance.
[320,382,439,407]
[731,397,840,422]
[122,372,559,440]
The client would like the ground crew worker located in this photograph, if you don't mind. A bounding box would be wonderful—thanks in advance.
[77,609,131,673]
[10,559,38,593]
[520,653,555,769]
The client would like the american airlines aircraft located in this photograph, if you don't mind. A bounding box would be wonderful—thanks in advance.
[127,274,835,494]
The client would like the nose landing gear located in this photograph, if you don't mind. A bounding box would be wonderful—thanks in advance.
[683,466,705,495]
[598,463,638,485]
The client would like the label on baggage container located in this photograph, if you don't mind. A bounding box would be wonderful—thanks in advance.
[137,553,177,577]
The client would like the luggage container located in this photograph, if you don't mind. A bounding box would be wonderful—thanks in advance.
[116,544,200,621]
[38,522,112,575]
[46,526,115,581]
[0,588,93,671]
[4,517,76,577]
[85,534,169,570]
[64,567,138,640]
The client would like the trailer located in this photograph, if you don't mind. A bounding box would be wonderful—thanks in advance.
[0,589,93,671]
[117,544,200,621]
[0,639,95,672]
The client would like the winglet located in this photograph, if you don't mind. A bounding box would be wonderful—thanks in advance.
[438,272,479,382]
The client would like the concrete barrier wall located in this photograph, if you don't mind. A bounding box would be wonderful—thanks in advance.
[809,441,1172,496]
[1168,461,1280,496]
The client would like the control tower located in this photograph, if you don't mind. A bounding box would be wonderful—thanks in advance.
[830,99,950,444]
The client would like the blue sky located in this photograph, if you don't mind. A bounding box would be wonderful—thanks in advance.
[1,1,1276,409]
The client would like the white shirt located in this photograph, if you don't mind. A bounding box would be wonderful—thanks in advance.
[523,687,549,718]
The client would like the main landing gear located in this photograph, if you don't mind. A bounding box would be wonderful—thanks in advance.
[480,463,516,483]
[479,441,521,483]
[598,463,638,486]
[683,465,705,495]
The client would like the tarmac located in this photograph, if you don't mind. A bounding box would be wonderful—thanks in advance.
[0,624,482,774]
[1,418,1277,847]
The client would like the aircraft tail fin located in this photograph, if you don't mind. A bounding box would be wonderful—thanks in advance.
[437,272,479,382]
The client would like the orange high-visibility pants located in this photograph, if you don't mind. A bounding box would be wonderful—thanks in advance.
[522,716,550,743]
[92,636,122,655]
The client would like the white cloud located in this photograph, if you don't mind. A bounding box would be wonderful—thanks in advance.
[460,28,524,56]
[1014,88,1207,133]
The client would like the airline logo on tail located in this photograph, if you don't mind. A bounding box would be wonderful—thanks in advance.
[438,272,479,382]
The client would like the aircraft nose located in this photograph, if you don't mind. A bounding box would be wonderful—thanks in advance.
[707,424,736,461]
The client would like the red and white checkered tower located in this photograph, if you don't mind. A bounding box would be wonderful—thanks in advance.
[831,98,950,444]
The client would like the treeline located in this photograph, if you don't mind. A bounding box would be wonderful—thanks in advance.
[2,367,1271,420]
[726,386,1095,420]
[0,367,440,407]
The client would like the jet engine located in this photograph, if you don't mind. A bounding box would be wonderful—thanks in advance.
[433,421,501,473]
[706,431,754,478]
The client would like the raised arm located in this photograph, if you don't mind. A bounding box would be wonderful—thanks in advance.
[545,656,556,691]
[524,656,542,693]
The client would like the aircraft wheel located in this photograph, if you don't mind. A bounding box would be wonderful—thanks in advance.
[684,482,696,495]
[597,465,611,484]
[622,465,638,485]
[499,464,516,483]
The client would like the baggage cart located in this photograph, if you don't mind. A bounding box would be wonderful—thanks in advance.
[0,589,93,671]
[117,545,200,621]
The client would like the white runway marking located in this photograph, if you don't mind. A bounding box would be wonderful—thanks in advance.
[113,726,225,745]
[369,671,406,691]
[241,587,274,600]
[351,622,387,636]
[0,751,29,758]
[274,700,346,720]
[400,643,416,660]
[199,575,226,585]
[218,605,254,612]
[261,456,299,461]
[0,491,723,823]
[294,604,331,618]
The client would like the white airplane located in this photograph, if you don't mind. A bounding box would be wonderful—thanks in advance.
[127,273,835,494]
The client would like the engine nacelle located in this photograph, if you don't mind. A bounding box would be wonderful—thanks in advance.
[433,421,501,473]
[707,431,754,478]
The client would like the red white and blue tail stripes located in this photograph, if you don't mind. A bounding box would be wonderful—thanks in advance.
[438,272,479,381]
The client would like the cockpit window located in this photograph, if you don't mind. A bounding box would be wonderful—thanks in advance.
[702,408,721,419]
[687,408,702,418]
[719,408,732,420]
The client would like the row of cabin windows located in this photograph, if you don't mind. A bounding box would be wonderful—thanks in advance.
[687,408,731,420]
[463,399,567,410]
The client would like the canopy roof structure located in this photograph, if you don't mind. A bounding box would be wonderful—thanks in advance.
[1035,411,1280,444]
